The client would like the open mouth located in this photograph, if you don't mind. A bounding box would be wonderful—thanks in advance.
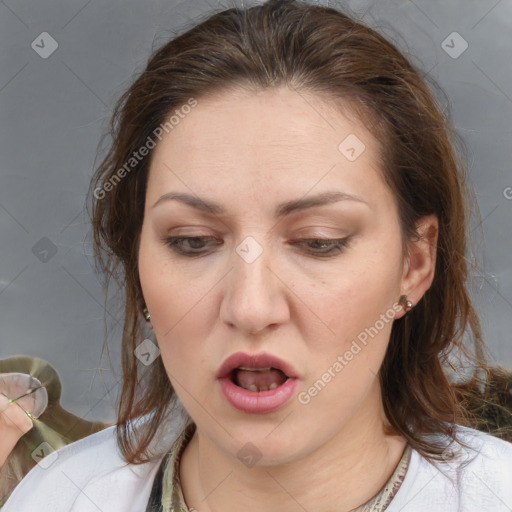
[217,352,299,413]
[230,366,289,392]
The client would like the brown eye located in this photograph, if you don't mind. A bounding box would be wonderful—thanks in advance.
[165,236,221,256]
[290,238,351,257]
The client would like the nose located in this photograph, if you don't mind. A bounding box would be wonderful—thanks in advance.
[219,238,290,336]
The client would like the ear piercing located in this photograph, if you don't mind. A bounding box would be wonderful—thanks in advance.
[399,294,413,312]
[143,307,153,330]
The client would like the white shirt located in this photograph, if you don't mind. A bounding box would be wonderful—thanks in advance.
[3,415,512,512]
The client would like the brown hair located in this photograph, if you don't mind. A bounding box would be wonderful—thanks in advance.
[88,0,511,465]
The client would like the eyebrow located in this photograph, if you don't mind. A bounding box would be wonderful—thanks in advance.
[152,191,368,217]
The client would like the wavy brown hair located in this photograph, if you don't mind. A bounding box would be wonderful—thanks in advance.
[88,0,511,465]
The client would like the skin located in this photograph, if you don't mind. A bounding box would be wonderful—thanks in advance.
[138,86,438,512]
[0,394,33,468]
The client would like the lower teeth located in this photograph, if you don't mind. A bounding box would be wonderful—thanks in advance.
[241,382,279,392]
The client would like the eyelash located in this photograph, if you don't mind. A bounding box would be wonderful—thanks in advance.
[164,236,351,258]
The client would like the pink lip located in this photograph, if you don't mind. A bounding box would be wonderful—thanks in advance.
[219,377,298,414]
[216,351,300,414]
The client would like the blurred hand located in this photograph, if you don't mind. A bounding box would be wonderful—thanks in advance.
[0,373,48,418]
[0,392,34,468]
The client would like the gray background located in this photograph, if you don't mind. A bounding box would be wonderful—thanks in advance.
[1,0,511,423]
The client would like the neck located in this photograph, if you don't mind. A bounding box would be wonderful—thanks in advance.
[180,392,407,512]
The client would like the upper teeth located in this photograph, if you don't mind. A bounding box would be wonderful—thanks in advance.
[237,366,272,371]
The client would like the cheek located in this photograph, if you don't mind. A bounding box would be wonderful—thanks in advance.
[297,273,397,423]
[311,259,400,335]
[139,229,201,328]
[298,243,402,378]
[138,233,216,377]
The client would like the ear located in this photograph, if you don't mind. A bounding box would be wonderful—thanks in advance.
[395,214,438,320]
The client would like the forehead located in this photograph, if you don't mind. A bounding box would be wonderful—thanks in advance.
[147,86,389,214]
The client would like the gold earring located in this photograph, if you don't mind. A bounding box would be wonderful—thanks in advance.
[143,307,151,322]
[399,294,413,312]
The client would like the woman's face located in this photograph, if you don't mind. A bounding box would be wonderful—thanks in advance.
[138,86,427,464]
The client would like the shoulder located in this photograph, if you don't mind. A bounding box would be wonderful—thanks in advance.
[388,425,512,512]
[445,424,512,482]
[2,411,189,512]
[453,423,512,461]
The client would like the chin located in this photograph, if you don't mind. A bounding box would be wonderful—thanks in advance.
[217,422,310,468]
